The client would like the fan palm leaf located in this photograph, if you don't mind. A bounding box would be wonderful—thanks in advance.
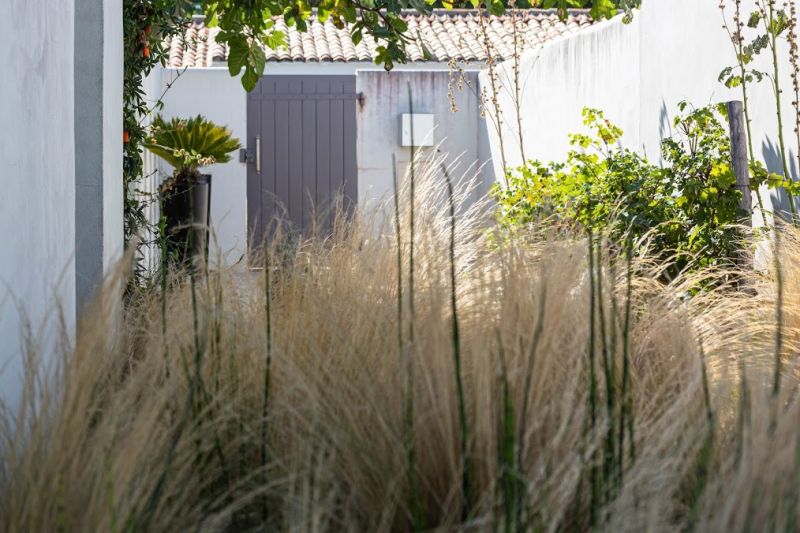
[145,115,241,173]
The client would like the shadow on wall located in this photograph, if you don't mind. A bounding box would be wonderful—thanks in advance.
[474,112,496,199]
[763,138,800,218]
[656,99,673,163]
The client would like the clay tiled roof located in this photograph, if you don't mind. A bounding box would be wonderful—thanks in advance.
[163,9,595,67]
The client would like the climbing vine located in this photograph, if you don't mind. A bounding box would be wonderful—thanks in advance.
[123,0,193,279]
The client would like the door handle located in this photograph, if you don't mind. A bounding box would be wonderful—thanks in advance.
[255,135,261,175]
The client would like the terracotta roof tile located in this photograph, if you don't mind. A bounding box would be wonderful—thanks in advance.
[164,9,596,67]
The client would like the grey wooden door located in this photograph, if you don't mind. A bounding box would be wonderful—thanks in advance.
[247,75,358,248]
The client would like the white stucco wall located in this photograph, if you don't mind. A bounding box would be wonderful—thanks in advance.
[357,69,493,214]
[482,16,641,176]
[154,64,490,261]
[636,0,737,161]
[642,0,799,217]
[484,0,799,217]
[1,2,76,404]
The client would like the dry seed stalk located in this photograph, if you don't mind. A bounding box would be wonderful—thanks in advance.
[586,231,599,527]
[758,0,797,223]
[477,6,509,176]
[719,0,770,227]
[787,1,800,179]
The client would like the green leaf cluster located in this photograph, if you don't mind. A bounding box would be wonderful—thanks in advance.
[527,0,638,20]
[145,115,241,180]
[203,0,446,89]
[719,7,790,89]
[493,104,746,276]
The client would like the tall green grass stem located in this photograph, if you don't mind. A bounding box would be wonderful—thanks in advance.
[441,163,472,518]
[405,84,424,532]
[261,237,273,523]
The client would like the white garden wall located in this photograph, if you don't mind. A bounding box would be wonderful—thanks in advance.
[1,2,76,406]
[1,0,123,408]
[482,16,642,171]
[483,0,800,218]
[635,0,797,174]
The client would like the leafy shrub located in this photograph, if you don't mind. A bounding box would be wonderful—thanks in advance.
[493,104,746,275]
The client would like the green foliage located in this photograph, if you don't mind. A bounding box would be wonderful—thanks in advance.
[123,0,196,284]
[203,0,429,90]
[719,6,793,90]
[145,115,241,177]
[660,102,743,269]
[530,0,639,20]
[493,104,747,276]
[539,0,617,20]
[717,6,782,90]
[202,0,628,91]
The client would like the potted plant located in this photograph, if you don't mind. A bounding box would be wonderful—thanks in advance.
[145,115,240,269]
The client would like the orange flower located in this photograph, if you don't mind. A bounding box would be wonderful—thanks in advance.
[123,130,130,143]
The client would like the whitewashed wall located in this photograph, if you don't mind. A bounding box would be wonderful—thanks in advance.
[483,0,800,218]
[357,69,492,216]
[1,2,76,406]
[482,16,642,172]
[1,0,123,408]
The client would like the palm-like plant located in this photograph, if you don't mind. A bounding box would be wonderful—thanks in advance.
[145,115,241,268]
[145,114,241,191]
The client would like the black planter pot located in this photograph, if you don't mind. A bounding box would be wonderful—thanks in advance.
[161,174,212,269]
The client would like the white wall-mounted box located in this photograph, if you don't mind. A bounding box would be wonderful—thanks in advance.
[401,113,435,147]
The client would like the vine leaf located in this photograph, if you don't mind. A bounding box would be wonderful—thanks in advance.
[263,30,286,51]
[226,34,249,77]
[590,0,617,20]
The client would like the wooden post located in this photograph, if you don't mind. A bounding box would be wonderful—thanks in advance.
[727,100,752,226]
